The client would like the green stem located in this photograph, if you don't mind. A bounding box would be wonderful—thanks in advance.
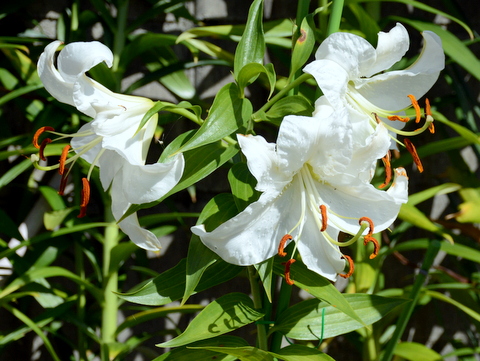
[112,0,129,73]
[101,202,120,361]
[253,72,312,117]
[75,242,88,361]
[326,0,345,36]
[248,266,268,351]
[380,240,441,361]
[270,277,292,353]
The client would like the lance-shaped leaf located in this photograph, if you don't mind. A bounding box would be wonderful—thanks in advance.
[158,293,264,348]
[117,258,242,306]
[290,14,316,77]
[273,258,364,326]
[269,294,408,340]
[175,83,252,153]
[182,194,240,305]
[233,0,265,78]
[236,62,276,98]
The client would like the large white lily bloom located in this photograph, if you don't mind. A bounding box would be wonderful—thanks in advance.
[37,41,184,250]
[192,105,408,281]
[303,23,444,147]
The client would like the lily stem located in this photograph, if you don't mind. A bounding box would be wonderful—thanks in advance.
[326,0,345,36]
[101,201,119,361]
[248,266,268,351]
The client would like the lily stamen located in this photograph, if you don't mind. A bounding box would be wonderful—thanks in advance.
[379,151,392,189]
[78,178,90,218]
[59,145,71,175]
[278,234,292,257]
[363,235,380,259]
[58,170,69,196]
[39,138,52,161]
[319,205,328,232]
[404,139,424,172]
[283,259,296,285]
[33,126,55,148]
[407,94,421,123]
[358,217,374,236]
[339,255,354,278]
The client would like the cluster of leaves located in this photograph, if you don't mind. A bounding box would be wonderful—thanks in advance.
[1,0,480,360]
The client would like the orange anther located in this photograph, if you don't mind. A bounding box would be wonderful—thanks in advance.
[39,138,52,161]
[77,178,90,218]
[339,255,354,278]
[59,145,71,175]
[379,151,392,189]
[278,234,292,257]
[283,259,296,285]
[428,122,435,134]
[33,126,55,148]
[404,139,424,173]
[425,98,431,117]
[363,235,380,259]
[58,171,69,196]
[319,205,328,232]
[359,216,374,236]
[387,115,410,122]
[407,94,421,123]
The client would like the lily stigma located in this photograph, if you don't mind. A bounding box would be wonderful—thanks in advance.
[192,105,408,282]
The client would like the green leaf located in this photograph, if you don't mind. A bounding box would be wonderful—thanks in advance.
[193,346,274,361]
[434,111,480,145]
[390,239,480,264]
[116,305,203,335]
[407,183,461,206]
[233,0,265,78]
[273,258,364,325]
[176,83,252,153]
[398,203,453,243]
[236,62,276,98]
[153,336,247,361]
[43,208,75,231]
[158,293,264,348]
[261,95,314,123]
[228,162,260,213]
[290,14,316,76]
[270,294,407,340]
[0,158,32,189]
[425,290,480,322]
[393,341,443,361]
[117,258,242,306]
[271,344,335,360]
[254,258,274,303]
[183,194,240,305]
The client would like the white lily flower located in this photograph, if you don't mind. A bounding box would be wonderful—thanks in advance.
[192,105,408,281]
[303,23,444,147]
[34,41,185,250]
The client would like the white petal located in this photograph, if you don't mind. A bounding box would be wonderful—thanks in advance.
[314,31,376,79]
[192,184,302,266]
[57,41,113,83]
[237,134,290,192]
[364,23,410,77]
[387,167,409,204]
[318,177,407,234]
[111,177,162,251]
[296,219,344,282]
[37,41,75,106]
[303,59,349,109]
[120,153,185,204]
[355,30,444,110]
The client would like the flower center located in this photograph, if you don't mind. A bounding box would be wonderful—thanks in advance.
[277,164,380,281]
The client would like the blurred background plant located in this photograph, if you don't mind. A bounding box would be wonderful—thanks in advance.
[0,0,479,360]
